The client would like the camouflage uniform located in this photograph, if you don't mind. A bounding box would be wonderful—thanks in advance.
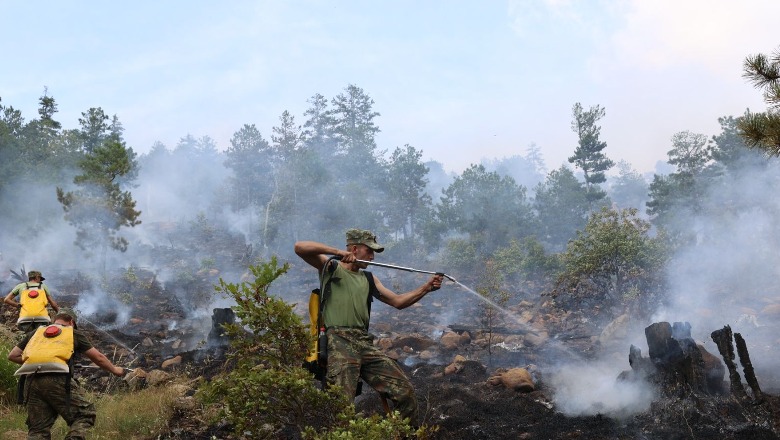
[23,374,96,440]
[327,328,419,424]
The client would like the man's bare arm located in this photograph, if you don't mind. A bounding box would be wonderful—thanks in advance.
[84,347,126,377]
[8,346,23,364]
[294,241,352,270]
[46,294,60,313]
[3,291,19,308]
[375,274,443,310]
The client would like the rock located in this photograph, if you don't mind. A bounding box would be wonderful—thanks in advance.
[419,350,435,361]
[393,334,435,351]
[142,337,154,347]
[444,354,467,375]
[501,335,524,350]
[173,395,198,411]
[162,355,182,369]
[376,337,393,350]
[599,313,630,345]
[488,367,534,392]
[697,343,725,393]
[147,369,173,386]
[524,331,549,347]
[124,367,147,391]
[440,331,462,350]
[444,362,463,375]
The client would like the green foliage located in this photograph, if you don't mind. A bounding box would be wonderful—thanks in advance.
[302,407,437,440]
[201,366,349,439]
[568,102,614,204]
[608,160,649,211]
[646,131,714,240]
[738,47,780,154]
[329,84,382,181]
[476,260,512,357]
[438,164,534,253]
[56,136,141,254]
[559,207,668,309]
[442,238,479,274]
[386,144,433,241]
[0,333,19,404]
[491,237,562,282]
[533,165,590,251]
[214,257,308,369]
[710,114,768,174]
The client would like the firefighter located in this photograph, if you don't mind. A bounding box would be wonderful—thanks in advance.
[295,228,443,427]
[7,310,127,439]
[3,270,60,332]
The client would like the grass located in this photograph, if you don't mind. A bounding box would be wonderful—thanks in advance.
[0,380,185,440]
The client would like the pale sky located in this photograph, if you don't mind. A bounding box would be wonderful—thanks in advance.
[1,1,777,175]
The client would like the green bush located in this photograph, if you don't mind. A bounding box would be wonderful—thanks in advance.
[0,331,20,405]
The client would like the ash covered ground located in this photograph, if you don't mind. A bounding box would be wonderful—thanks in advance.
[4,265,780,440]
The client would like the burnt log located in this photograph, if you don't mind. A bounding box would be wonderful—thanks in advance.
[735,332,763,401]
[207,307,235,348]
[448,325,539,336]
[711,325,747,399]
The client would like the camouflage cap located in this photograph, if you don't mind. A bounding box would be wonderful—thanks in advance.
[346,228,384,253]
[27,270,45,281]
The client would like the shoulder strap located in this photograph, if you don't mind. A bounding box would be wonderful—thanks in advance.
[363,270,380,326]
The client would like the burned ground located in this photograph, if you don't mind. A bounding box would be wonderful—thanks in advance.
[3,266,780,440]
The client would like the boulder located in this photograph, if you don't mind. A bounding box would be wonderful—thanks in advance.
[487,367,535,392]
[162,355,182,369]
[440,331,462,350]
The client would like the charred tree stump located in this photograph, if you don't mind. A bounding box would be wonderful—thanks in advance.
[734,332,763,401]
[641,322,712,396]
[710,325,747,399]
[208,307,235,348]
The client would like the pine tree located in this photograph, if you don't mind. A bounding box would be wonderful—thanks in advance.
[739,47,780,154]
[568,103,614,207]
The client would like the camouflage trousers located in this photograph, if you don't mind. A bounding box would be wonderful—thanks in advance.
[22,373,96,440]
[326,327,419,425]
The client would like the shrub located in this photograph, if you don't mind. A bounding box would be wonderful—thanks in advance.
[0,329,20,405]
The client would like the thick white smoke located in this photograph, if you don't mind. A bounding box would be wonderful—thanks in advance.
[549,361,655,417]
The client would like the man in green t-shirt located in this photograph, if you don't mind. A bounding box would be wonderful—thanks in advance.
[295,228,443,426]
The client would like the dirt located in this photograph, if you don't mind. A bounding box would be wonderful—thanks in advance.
[4,267,780,440]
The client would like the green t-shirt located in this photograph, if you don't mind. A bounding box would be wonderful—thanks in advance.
[9,281,51,299]
[321,264,372,329]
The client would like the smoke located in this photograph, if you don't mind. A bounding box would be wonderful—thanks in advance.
[651,160,780,390]
[548,361,655,417]
[75,289,133,329]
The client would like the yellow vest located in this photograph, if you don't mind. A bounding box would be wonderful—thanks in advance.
[15,325,74,376]
[18,283,51,323]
